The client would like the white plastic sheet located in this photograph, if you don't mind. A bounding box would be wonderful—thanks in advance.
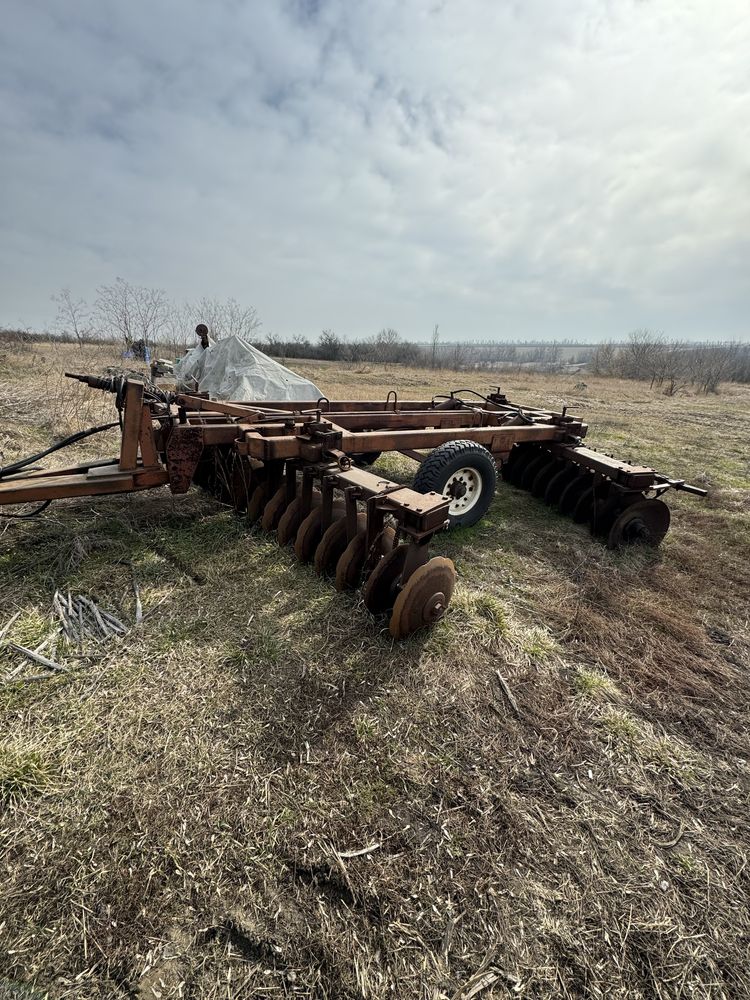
[175,336,322,401]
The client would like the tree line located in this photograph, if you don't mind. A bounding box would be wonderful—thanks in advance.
[2,279,748,392]
[591,330,750,394]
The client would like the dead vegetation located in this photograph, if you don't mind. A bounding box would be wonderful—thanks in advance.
[1,342,749,999]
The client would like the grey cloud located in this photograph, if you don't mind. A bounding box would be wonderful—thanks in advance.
[0,0,748,339]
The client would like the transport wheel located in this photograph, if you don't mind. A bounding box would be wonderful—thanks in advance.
[389,557,456,639]
[558,473,591,517]
[413,440,497,528]
[294,504,344,562]
[544,464,579,506]
[334,526,396,591]
[277,491,320,546]
[247,482,271,524]
[518,452,549,491]
[362,545,408,615]
[607,498,671,549]
[531,459,563,499]
[260,484,291,532]
[314,513,367,576]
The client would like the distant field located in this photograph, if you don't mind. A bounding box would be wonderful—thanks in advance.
[1,340,749,999]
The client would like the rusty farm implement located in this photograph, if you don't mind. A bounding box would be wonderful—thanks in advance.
[0,373,706,637]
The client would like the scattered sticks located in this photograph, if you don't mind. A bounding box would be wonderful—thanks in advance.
[338,843,381,859]
[132,572,143,624]
[4,640,68,674]
[53,590,128,644]
[493,668,521,718]
[1,590,135,686]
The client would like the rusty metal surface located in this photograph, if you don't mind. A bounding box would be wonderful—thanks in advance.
[165,426,205,494]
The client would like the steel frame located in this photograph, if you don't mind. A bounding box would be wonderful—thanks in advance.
[0,375,707,636]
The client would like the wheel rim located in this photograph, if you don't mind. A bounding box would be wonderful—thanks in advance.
[444,467,483,516]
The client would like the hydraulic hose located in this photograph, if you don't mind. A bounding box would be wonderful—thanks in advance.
[0,421,119,480]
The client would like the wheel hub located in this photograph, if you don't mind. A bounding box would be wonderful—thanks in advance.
[443,467,482,515]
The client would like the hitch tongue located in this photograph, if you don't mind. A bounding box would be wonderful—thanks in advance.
[654,474,708,497]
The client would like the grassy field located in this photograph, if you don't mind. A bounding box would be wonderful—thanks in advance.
[1,341,749,1000]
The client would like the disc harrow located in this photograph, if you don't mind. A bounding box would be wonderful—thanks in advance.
[0,371,707,637]
[500,439,690,548]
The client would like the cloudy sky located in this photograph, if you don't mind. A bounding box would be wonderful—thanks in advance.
[1,1,748,341]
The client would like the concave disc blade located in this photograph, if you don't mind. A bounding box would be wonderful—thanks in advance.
[260,484,290,532]
[334,525,396,591]
[558,472,591,517]
[247,483,271,524]
[362,545,408,615]
[505,446,536,486]
[572,486,595,523]
[389,557,456,639]
[500,445,525,483]
[277,491,320,545]
[607,498,671,549]
[531,459,562,499]
[294,503,344,562]
[314,512,366,576]
[544,464,579,506]
[518,453,549,491]
[334,530,368,591]
[589,492,620,538]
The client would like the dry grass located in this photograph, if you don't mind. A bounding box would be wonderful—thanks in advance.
[1,342,749,999]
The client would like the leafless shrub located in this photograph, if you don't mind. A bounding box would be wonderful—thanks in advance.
[596,331,748,394]
[0,327,36,355]
[51,288,95,349]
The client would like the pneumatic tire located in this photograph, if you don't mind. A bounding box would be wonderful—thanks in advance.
[413,440,497,528]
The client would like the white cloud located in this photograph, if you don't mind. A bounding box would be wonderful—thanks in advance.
[1,0,748,339]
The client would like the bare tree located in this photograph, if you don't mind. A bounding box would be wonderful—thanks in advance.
[223,298,261,340]
[94,278,169,356]
[52,288,94,348]
[659,341,690,396]
[591,340,617,375]
[190,297,261,341]
[162,300,195,352]
[318,329,343,360]
[431,324,440,369]
[190,297,226,341]
[620,329,664,380]
[449,341,467,370]
[690,342,739,394]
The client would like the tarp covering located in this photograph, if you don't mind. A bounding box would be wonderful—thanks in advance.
[175,335,322,401]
